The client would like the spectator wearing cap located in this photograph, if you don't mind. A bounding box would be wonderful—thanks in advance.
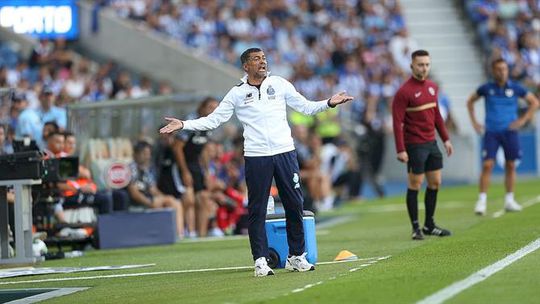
[14,86,67,149]
[37,86,67,130]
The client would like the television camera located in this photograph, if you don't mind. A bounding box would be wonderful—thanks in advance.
[0,138,78,182]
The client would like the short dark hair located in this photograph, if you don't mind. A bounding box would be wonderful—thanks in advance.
[491,58,507,68]
[63,131,75,138]
[197,96,218,114]
[133,140,152,154]
[240,48,263,65]
[411,49,430,60]
[44,121,60,131]
[47,131,64,141]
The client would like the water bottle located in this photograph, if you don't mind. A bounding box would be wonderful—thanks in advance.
[267,196,275,214]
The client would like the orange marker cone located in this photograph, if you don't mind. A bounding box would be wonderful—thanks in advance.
[334,250,358,261]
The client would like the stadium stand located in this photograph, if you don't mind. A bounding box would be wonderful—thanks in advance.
[106,1,409,104]
[464,0,540,94]
[0,38,157,109]
[103,0,440,206]
[1,0,469,251]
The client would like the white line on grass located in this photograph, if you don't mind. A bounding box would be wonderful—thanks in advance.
[416,238,540,304]
[286,256,391,295]
[317,255,391,266]
[181,235,248,243]
[292,281,323,293]
[492,195,540,218]
[7,287,89,304]
[0,256,389,286]
[364,201,468,213]
[316,216,355,229]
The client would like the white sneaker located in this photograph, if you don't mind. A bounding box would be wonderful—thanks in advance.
[474,200,487,216]
[285,253,315,272]
[254,257,274,277]
[504,200,522,212]
[207,227,224,237]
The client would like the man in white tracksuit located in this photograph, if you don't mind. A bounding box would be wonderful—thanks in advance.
[160,48,353,277]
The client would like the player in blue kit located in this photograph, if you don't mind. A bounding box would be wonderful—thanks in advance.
[467,58,539,215]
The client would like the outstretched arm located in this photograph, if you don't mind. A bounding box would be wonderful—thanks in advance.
[160,97,235,133]
[283,78,353,115]
[160,117,184,133]
[328,91,354,107]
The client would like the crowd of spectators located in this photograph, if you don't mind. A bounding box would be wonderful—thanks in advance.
[1,0,463,241]
[0,36,173,162]
[465,0,540,93]
[108,0,411,103]
[105,0,429,207]
[0,39,170,109]
[0,38,173,151]
[0,0,425,241]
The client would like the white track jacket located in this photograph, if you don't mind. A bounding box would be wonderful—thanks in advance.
[183,75,331,157]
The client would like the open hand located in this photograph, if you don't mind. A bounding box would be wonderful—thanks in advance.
[329,91,354,107]
[159,117,184,134]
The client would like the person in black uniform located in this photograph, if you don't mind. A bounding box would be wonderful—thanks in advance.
[155,128,186,200]
[173,97,219,237]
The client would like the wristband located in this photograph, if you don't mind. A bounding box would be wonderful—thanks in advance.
[327,98,336,108]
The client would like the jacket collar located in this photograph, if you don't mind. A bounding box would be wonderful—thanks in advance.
[241,72,271,84]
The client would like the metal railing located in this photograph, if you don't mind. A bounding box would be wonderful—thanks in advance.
[67,93,213,144]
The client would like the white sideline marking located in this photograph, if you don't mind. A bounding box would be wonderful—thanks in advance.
[492,210,504,218]
[364,201,468,213]
[316,216,354,229]
[317,255,390,266]
[416,238,540,304]
[287,256,391,295]
[181,235,248,243]
[315,230,330,236]
[492,195,540,218]
[6,287,89,304]
[0,256,390,286]
[292,281,323,293]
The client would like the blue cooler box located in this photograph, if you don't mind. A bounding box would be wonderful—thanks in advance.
[265,210,317,268]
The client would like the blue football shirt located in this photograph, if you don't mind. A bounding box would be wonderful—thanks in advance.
[476,81,528,131]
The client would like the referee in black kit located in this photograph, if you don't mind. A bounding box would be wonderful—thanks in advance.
[160,48,353,277]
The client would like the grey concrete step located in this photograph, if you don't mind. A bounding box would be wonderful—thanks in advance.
[408,23,468,34]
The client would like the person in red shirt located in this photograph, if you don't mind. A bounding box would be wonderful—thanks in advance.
[392,50,454,240]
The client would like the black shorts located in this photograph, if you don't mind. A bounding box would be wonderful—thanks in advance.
[406,141,443,174]
[188,163,206,192]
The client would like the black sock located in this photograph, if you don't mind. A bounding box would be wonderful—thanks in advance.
[406,189,419,230]
[424,188,438,228]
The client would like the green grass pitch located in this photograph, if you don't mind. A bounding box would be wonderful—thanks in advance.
[1,179,539,303]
